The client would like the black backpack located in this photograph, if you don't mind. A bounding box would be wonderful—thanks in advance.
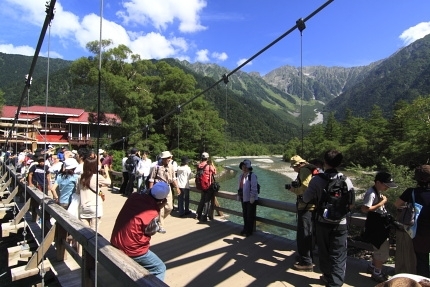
[125,155,136,172]
[318,173,354,222]
[248,172,260,194]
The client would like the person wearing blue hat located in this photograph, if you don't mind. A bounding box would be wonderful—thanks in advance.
[111,182,170,281]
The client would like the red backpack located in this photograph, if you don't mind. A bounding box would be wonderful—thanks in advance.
[195,164,210,190]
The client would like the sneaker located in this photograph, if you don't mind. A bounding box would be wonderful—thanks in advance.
[367,264,374,274]
[293,262,313,272]
[371,271,389,283]
[158,227,167,234]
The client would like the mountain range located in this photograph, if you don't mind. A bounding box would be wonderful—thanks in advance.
[1,33,430,144]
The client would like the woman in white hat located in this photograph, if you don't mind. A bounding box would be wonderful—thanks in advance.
[50,158,80,209]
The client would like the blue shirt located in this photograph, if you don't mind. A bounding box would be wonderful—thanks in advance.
[55,174,79,205]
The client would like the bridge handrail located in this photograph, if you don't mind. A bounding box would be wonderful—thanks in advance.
[3,164,167,287]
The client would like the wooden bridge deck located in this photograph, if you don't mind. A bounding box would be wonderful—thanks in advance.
[54,189,387,287]
[2,175,393,287]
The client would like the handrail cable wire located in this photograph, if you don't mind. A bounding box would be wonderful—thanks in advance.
[297,18,306,155]
[4,0,56,149]
[39,18,54,287]
[223,76,229,158]
[94,0,104,284]
[107,0,334,147]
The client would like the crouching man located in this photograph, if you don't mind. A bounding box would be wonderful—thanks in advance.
[111,182,170,281]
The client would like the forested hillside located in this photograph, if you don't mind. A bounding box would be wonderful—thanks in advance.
[1,32,430,153]
[325,33,430,119]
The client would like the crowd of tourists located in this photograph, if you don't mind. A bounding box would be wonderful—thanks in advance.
[3,145,430,286]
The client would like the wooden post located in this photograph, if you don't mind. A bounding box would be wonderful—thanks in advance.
[82,249,95,287]
[55,223,68,261]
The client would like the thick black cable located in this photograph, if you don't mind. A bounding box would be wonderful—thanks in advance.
[5,1,56,148]
[109,0,334,146]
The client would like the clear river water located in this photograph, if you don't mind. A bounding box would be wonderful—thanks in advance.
[189,156,298,240]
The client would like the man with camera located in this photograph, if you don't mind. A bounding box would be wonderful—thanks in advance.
[361,171,397,283]
[286,155,317,272]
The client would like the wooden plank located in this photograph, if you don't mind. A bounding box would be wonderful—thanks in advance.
[26,224,56,270]
[0,172,8,183]
[2,221,25,237]
[2,186,19,205]
[12,198,31,225]
[10,259,51,281]
[0,177,12,193]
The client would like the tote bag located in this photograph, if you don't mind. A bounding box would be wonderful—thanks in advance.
[67,193,80,218]
[405,190,423,239]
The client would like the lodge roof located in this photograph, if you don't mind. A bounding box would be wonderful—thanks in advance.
[1,105,121,124]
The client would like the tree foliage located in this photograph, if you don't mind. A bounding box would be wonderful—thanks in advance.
[69,41,225,159]
[284,96,430,170]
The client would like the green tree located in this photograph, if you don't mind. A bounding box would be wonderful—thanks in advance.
[69,41,225,158]
[324,112,341,143]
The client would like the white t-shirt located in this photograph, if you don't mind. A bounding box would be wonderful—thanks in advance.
[177,165,192,189]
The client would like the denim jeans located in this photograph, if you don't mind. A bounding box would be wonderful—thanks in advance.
[178,188,190,215]
[132,250,166,281]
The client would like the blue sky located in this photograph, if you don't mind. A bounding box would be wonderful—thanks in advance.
[1,0,430,75]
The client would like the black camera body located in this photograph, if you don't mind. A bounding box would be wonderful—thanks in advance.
[285,180,300,190]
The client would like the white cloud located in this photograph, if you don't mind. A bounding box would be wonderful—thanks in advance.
[117,0,207,33]
[1,0,209,62]
[130,32,185,59]
[400,22,430,45]
[212,52,228,61]
[237,58,252,67]
[76,14,131,52]
[195,49,209,62]
[0,44,35,56]
[0,44,63,59]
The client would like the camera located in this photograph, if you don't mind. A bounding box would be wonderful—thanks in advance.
[285,180,300,190]
[382,213,403,230]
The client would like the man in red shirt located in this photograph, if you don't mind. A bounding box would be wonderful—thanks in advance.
[110,182,170,281]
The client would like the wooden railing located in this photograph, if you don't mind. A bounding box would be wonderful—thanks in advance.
[2,165,167,287]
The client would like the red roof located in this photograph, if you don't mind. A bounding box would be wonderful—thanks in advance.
[1,105,120,124]
[66,112,121,124]
[21,106,85,116]
[36,134,68,144]
[1,106,39,121]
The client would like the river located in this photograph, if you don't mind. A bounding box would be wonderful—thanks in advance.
[190,156,298,240]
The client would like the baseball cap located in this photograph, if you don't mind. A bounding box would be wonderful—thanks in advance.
[150,182,170,200]
[375,171,397,188]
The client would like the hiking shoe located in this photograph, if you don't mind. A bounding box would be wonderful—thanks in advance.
[371,272,389,283]
[367,264,374,274]
[157,227,167,234]
[293,262,313,272]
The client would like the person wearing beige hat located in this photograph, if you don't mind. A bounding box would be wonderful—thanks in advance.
[147,150,179,233]
[395,165,430,278]
[286,155,317,272]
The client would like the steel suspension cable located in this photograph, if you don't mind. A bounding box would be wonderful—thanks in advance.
[94,0,104,284]
[4,0,56,148]
[108,0,334,147]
